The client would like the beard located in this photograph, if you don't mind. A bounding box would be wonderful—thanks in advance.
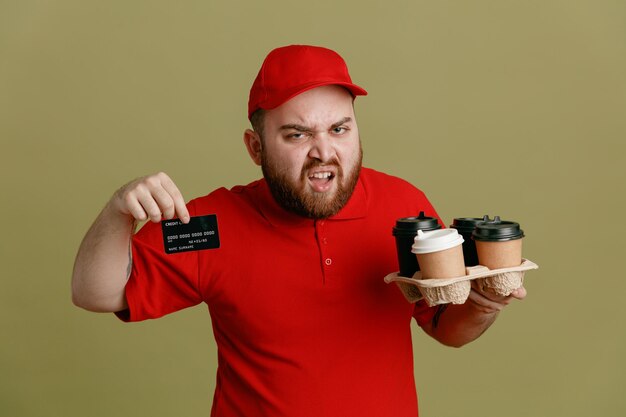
[261,146,362,219]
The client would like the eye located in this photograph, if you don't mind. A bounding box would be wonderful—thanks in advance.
[287,132,306,140]
[332,126,349,135]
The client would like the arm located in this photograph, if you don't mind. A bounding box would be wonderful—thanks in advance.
[71,172,189,313]
[420,281,527,347]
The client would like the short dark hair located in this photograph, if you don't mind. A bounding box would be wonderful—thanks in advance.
[250,108,266,139]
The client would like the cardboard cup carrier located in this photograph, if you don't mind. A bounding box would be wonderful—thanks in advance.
[385,215,538,306]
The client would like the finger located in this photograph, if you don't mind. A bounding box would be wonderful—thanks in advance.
[150,186,176,220]
[122,191,149,221]
[134,186,165,223]
[469,281,513,311]
[159,173,189,223]
[138,173,178,222]
[467,289,505,313]
[472,280,513,303]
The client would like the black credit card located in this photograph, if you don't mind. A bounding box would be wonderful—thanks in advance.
[161,215,220,254]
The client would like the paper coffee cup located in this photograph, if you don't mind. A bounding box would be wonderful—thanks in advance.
[472,216,524,269]
[392,212,441,277]
[411,229,466,279]
[450,216,488,266]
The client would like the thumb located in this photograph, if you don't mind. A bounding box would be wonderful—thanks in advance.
[511,286,527,300]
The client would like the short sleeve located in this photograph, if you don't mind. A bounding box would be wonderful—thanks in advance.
[412,299,437,327]
[115,212,202,322]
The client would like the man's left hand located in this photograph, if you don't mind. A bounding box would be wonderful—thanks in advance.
[466,281,527,315]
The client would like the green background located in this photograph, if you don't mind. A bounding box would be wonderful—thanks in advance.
[1,1,625,416]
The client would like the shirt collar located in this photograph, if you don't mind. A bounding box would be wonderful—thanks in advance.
[252,174,368,228]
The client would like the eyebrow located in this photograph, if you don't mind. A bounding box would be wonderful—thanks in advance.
[330,117,352,130]
[279,123,313,133]
[279,117,353,132]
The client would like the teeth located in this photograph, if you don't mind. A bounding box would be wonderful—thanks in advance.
[311,172,332,179]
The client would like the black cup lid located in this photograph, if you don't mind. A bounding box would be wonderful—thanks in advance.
[472,216,524,241]
[392,211,441,236]
[450,216,489,232]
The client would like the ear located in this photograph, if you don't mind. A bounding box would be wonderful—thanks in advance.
[243,129,263,166]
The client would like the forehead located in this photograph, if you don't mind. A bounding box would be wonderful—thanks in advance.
[264,85,355,128]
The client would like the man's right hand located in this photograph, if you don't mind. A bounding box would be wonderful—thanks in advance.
[111,172,190,224]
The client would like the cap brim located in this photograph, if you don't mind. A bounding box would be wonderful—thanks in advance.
[260,81,368,112]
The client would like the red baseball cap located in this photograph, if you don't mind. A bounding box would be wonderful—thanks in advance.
[248,45,368,119]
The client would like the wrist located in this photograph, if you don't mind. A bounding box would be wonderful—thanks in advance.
[99,201,137,234]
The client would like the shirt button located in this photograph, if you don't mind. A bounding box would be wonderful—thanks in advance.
[325,258,332,266]
[319,221,325,226]
[322,238,328,244]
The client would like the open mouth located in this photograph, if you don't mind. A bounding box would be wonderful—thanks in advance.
[308,170,336,192]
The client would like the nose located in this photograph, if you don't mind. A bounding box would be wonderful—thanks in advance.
[308,134,336,163]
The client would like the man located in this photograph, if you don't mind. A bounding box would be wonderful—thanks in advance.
[72,45,525,417]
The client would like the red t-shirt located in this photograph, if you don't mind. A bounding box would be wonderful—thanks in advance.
[119,167,441,417]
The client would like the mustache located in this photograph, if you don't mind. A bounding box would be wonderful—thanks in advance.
[301,158,341,173]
